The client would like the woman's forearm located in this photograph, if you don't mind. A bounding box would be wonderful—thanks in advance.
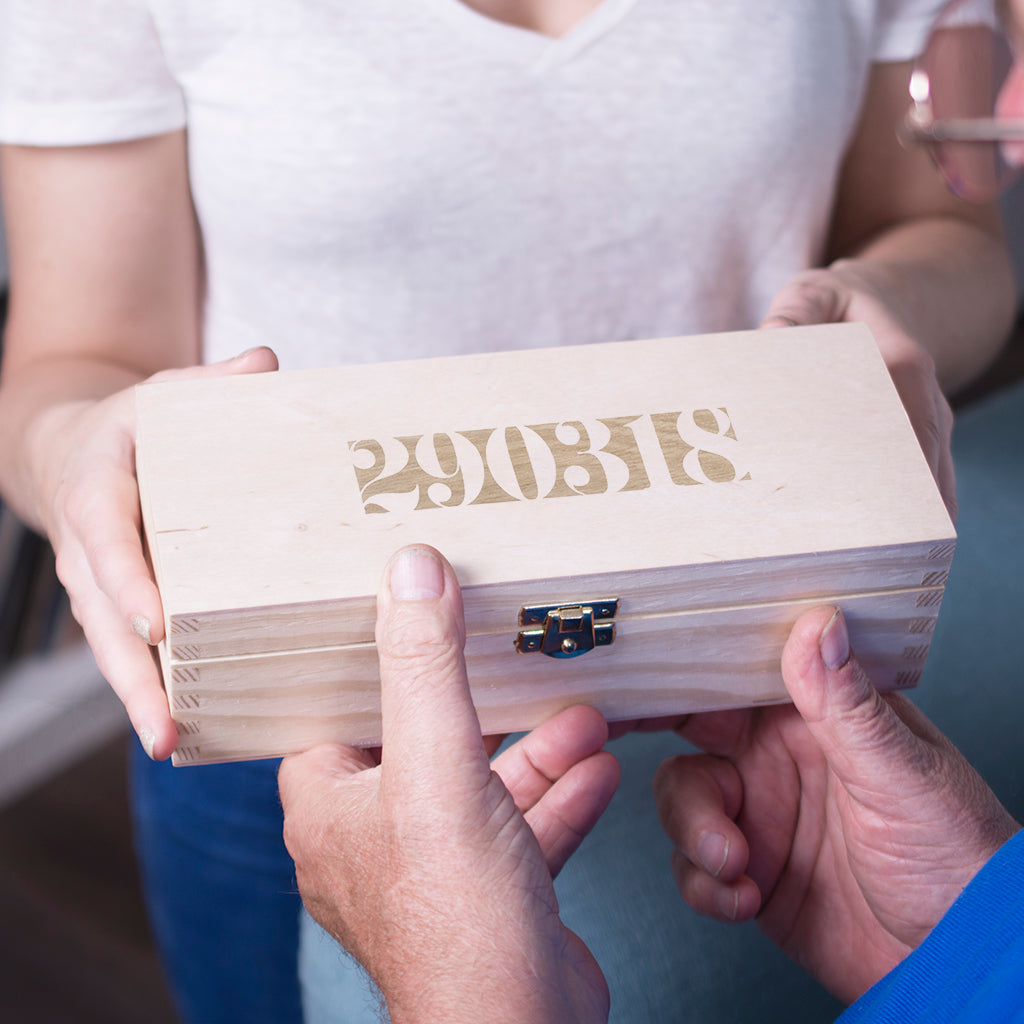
[832,214,1017,395]
[0,354,145,533]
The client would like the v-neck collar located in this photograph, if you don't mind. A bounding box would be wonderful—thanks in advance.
[423,0,640,69]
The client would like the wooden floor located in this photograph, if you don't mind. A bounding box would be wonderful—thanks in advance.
[0,321,1021,1024]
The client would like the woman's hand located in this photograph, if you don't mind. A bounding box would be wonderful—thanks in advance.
[761,259,957,517]
[761,55,1018,524]
[655,606,1019,1004]
[32,347,279,761]
[0,133,251,760]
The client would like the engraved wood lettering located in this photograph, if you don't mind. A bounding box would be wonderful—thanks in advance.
[599,416,650,492]
[352,434,465,514]
[652,407,748,485]
[351,408,747,514]
[527,421,608,499]
[505,426,539,501]
[460,428,520,507]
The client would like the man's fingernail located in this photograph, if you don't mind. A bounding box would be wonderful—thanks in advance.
[819,609,850,670]
[714,886,740,921]
[389,547,445,601]
[138,726,157,760]
[698,832,729,878]
[131,614,152,645]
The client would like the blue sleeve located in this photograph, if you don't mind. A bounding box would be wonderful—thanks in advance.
[837,829,1024,1023]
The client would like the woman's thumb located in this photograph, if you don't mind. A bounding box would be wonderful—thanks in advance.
[147,346,280,386]
[760,273,843,330]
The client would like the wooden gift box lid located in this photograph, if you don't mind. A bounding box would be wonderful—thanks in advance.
[135,323,955,765]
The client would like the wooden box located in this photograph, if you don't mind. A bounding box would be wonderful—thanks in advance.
[135,324,955,766]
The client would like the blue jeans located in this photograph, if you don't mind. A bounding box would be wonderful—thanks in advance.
[130,751,303,1024]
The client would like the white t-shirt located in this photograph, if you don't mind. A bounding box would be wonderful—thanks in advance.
[0,0,944,369]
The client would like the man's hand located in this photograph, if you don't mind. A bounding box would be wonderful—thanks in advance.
[279,545,619,1024]
[655,605,1019,1004]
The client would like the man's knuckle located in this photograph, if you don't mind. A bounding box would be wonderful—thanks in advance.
[381,627,464,676]
[283,803,335,864]
[379,615,463,664]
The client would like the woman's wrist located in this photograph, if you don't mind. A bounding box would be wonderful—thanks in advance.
[0,354,145,535]
[829,216,1016,392]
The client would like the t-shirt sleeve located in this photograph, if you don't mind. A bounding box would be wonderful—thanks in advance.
[872,0,994,62]
[0,0,186,145]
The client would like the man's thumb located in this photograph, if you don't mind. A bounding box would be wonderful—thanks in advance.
[781,607,922,792]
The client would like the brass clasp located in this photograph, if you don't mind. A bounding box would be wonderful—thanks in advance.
[515,600,619,658]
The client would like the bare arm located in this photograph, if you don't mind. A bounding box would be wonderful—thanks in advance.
[0,133,277,759]
[763,58,1017,515]
[0,132,201,528]
[827,59,1016,393]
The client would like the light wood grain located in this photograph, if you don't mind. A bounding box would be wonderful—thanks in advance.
[133,324,956,765]
[161,542,951,661]
[167,586,941,764]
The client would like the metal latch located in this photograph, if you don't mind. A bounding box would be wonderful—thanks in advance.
[515,599,619,658]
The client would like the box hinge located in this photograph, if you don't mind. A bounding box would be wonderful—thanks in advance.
[515,599,619,659]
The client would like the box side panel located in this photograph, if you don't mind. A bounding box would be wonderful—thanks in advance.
[164,539,954,661]
[169,586,941,765]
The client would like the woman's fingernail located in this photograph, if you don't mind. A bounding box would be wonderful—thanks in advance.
[697,832,730,878]
[138,726,157,760]
[820,609,851,670]
[762,315,800,329]
[715,886,740,921]
[131,614,152,645]
[389,547,445,601]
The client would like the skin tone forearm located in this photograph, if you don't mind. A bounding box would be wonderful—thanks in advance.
[0,136,282,759]
[818,55,1016,393]
[829,214,1016,395]
[761,60,1017,519]
[0,355,145,532]
[0,135,201,531]
[762,213,1014,520]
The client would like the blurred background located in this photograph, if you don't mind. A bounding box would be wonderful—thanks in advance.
[0,182,1022,1023]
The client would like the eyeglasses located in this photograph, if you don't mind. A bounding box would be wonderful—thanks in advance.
[901,0,1024,201]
